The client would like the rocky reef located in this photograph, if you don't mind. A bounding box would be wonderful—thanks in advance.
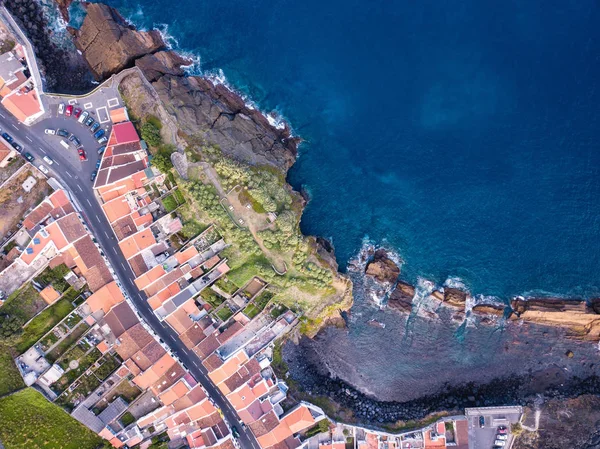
[74,3,165,79]
[365,249,401,284]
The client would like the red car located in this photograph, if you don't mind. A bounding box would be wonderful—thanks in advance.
[77,148,87,161]
[74,108,82,118]
[65,105,73,117]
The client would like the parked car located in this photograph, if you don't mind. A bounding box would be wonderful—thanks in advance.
[97,136,108,144]
[43,156,54,165]
[231,426,240,439]
[44,128,56,135]
[11,142,22,152]
[38,164,49,174]
[494,441,506,447]
[90,122,100,133]
[74,108,82,118]
[78,111,89,123]
[68,133,77,142]
[85,116,94,126]
[97,145,106,155]
[56,129,69,137]
[77,148,87,161]
[71,136,81,147]
[496,435,508,441]
[497,426,507,435]
[58,103,65,115]
[65,105,73,117]
[479,416,485,428]
[1,132,13,143]
[93,129,105,139]
[23,152,35,162]
[90,170,97,182]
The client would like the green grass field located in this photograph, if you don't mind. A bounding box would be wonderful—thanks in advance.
[0,388,103,449]
[15,299,74,354]
[0,345,25,397]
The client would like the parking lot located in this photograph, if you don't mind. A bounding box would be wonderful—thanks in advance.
[466,406,522,449]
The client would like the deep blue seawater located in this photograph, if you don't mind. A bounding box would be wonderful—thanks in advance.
[92,0,600,299]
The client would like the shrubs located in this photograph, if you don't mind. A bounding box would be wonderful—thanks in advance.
[151,151,173,174]
[141,121,162,147]
[181,220,205,239]
[161,195,178,212]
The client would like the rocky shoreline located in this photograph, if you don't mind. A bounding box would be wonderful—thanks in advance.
[283,337,600,427]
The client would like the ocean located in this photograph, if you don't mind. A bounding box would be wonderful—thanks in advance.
[83,0,600,300]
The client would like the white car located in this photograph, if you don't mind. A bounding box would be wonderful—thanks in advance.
[78,111,89,124]
[494,441,506,447]
[43,155,54,165]
[97,136,108,144]
[496,435,508,441]
[38,164,49,175]
[44,128,56,135]
[58,103,65,115]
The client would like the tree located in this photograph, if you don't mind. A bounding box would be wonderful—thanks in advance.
[141,122,162,147]
[151,152,173,174]
[181,221,203,238]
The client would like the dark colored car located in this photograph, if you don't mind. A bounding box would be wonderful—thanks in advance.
[90,122,100,133]
[77,148,87,161]
[11,142,23,152]
[479,416,485,428]
[74,108,82,118]
[1,132,13,143]
[97,145,106,155]
[231,426,240,439]
[95,159,101,169]
[57,129,69,137]
[85,116,94,126]
[93,129,105,139]
[66,105,73,116]
[69,135,81,147]
[23,152,35,162]
[90,170,97,182]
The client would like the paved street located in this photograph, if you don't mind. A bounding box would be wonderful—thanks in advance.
[0,100,260,449]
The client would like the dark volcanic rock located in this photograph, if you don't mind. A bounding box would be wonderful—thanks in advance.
[365,249,400,284]
[75,3,165,79]
[135,51,190,82]
[388,281,415,313]
[55,0,74,21]
[149,74,299,170]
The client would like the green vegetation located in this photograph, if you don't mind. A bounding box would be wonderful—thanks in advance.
[3,239,17,254]
[161,194,178,212]
[511,422,524,436]
[243,290,274,319]
[35,263,71,293]
[0,39,16,54]
[15,299,74,354]
[120,411,136,427]
[0,284,47,341]
[46,323,90,364]
[0,388,103,449]
[0,344,25,396]
[141,121,162,147]
[63,286,85,305]
[305,419,330,437]
[199,288,224,308]
[152,151,173,173]
[173,188,185,204]
[216,307,233,322]
[181,219,206,239]
[214,277,239,295]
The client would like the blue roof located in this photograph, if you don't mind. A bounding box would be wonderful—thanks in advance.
[26,248,34,254]
[33,238,41,245]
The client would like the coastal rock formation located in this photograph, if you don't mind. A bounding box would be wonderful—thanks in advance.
[443,287,468,308]
[388,281,415,313]
[55,0,74,21]
[471,303,505,317]
[510,298,600,341]
[365,249,400,284]
[75,3,165,79]
[135,51,190,82]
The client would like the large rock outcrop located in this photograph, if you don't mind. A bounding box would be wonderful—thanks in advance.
[388,281,415,313]
[75,3,165,79]
[510,298,600,341]
[365,249,400,284]
[443,287,467,308]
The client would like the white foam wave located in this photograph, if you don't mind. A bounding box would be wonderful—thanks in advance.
[443,276,468,290]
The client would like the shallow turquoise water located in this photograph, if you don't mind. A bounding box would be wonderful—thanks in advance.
[93,0,600,299]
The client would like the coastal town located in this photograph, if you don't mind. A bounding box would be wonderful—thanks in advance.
[0,2,597,449]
